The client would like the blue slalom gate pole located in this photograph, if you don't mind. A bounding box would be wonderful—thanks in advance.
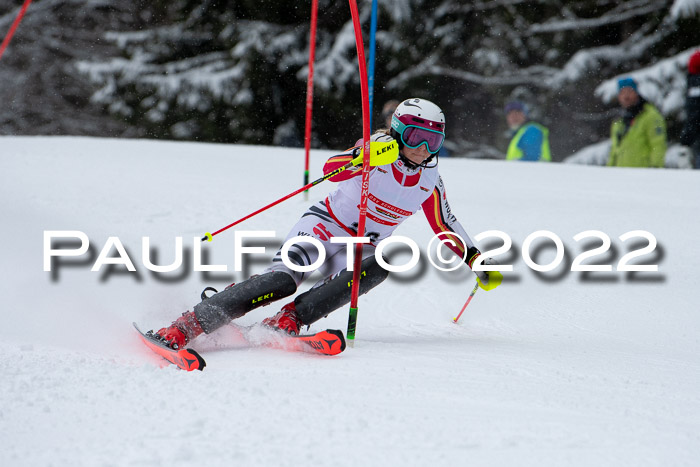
[368,0,378,130]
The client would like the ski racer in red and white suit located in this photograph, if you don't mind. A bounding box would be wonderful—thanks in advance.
[154,99,502,349]
[322,131,481,266]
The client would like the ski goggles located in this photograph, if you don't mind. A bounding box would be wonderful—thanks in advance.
[400,125,445,154]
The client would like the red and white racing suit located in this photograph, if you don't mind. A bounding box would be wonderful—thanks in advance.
[267,132,480,286]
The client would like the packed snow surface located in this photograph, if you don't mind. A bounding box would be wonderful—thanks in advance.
[1,136,699,466]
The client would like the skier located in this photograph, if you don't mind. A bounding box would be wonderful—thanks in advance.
[154,98,503,349]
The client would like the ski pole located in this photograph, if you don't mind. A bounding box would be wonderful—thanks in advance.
[453,281,479,323]
[201,140,398,242]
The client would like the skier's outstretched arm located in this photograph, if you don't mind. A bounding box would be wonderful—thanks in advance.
[420,176,502,291]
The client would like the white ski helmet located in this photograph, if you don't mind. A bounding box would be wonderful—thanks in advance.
[391,98,445,159]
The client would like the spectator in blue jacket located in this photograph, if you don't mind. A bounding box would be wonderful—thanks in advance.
[504,100,551,162]
[680,50,700,169]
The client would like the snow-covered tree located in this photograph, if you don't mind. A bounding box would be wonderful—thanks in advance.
[2,0,698,160]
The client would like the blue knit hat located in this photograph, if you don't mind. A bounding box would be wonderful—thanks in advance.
[504,100,528,115]
[618,77,638,91]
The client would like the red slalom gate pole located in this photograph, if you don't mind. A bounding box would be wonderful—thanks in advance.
[302,0,318,200]
[346,0,372,347]
[0,0,33,61]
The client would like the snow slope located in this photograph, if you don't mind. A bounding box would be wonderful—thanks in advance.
[1,136,699,467]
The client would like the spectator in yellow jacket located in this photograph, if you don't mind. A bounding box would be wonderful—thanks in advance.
[608,78,666,168]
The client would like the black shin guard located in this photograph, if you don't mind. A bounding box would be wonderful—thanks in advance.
[194,271,297,333]
[294,256,389,326]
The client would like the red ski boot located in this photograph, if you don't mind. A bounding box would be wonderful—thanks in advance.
[262,302,302,335]
[155,311,204,349]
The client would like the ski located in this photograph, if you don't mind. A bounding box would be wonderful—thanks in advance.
[227,324,347,356]
[133,322,206,371]
[275,328,346,355]
[134,322,345,371]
